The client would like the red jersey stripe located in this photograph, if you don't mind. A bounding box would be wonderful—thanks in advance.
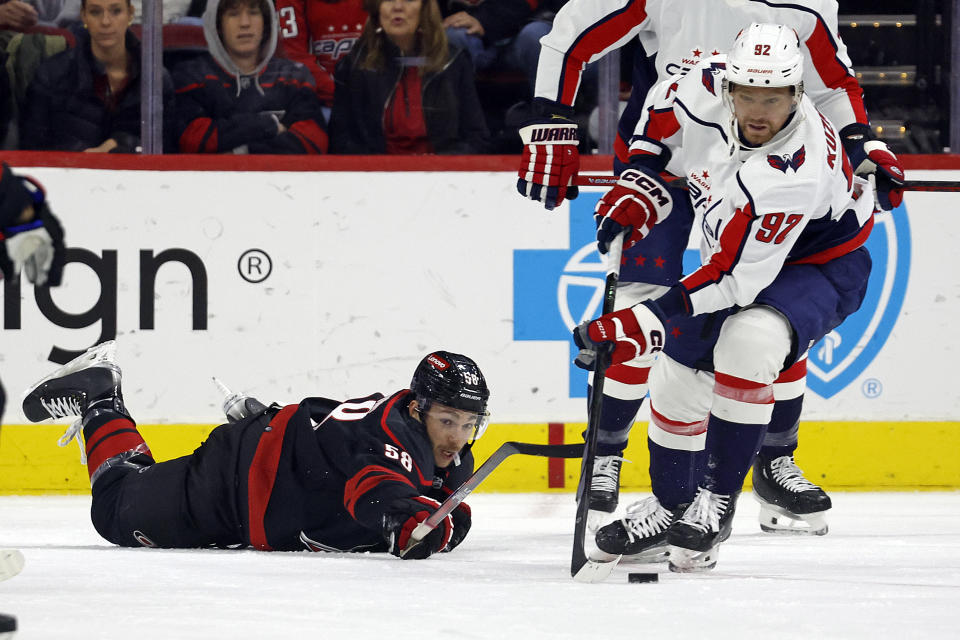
[247,404,298,551]
[804,21,869,124]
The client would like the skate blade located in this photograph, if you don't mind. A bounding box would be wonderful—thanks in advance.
[758,504,828,536]
[0,550,25,582]
[22,340,118,401]
[667,545,718,573]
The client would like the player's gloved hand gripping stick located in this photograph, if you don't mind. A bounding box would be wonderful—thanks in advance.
[401,441,584,557]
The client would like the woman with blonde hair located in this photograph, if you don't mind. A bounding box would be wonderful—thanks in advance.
[330,0,488,154]
[21,0,174,152]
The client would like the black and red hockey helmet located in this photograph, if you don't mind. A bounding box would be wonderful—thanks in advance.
[411,351,490,438]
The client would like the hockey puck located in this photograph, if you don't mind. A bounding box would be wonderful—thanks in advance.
[0,613,16,632]
[628,572,658,584]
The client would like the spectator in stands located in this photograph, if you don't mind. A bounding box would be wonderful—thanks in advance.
[0,1,39,30]
[19,0,175,152]
[275,0,366,117]
[440,0,530,74]
[172,0,328,153]
[329,0,488,154]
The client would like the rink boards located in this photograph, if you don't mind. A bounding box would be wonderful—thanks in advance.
[0,154,957,492]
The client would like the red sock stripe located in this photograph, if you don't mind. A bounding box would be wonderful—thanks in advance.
[649,405,707,436]
[247,404,298,551]
[775,357,807,383]
[85,419,151,478]
[714,372,775,404]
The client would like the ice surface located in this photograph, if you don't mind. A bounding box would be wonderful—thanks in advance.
[1,492,958,639]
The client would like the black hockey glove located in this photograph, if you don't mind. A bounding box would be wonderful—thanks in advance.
[0,166,66,286]
[382,496,454,560]
[443,502,471,552]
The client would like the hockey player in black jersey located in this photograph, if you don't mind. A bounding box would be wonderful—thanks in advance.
[22,342,490,559]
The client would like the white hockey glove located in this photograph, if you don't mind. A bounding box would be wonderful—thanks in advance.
[5,224,55,285]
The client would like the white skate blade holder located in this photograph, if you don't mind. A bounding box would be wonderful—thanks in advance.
[758,501,829,536]
[668,545,719,573]
[0,550,25,582]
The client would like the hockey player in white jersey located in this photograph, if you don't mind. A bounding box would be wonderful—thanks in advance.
[515,0,904,548]
[573,23,874,571]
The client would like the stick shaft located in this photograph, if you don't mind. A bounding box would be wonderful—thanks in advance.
[574,175,960,192]
[570,234,624,577]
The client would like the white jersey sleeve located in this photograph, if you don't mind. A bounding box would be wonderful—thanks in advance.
[534,0,655,106]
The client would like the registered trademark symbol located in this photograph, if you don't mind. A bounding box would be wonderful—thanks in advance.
[238,249,272,283]
[861,378,882,398]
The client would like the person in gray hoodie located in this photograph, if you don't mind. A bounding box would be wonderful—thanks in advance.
[172,0,328,153]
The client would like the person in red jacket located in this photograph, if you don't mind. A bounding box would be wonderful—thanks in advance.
[274,0,366,112]
[173,0,328,153]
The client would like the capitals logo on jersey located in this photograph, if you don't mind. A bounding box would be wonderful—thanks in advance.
[700,62,726,96]
[768,146,806,173]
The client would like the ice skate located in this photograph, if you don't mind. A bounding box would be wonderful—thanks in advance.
[0,549,24,583]
[591,496,684,563]
[589,455,623,513]
[586,454,626,532]
[21,340,125,462]
[667,488,738,573]
[752,454,831,535]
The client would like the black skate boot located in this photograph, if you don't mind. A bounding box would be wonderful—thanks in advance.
[752,453,831,535]
[592,496,686,563]
[666,488,739,573]
[589,454,623,513]
[22,341,126,461]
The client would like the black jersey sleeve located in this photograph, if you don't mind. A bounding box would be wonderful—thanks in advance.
[314,390,440,535]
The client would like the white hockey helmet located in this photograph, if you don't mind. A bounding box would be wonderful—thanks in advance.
[722,23,805,108]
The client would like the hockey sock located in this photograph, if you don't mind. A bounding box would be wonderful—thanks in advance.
[648,438,702,508]
[590,363,649,456]
[646,405,707,508]
[701,372,775,494]
[83,411,154,484]
[761,359,806,458]
[761,395,802,458]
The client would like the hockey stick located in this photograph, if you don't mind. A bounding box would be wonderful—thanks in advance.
[574,174,960,192]
[570,232,625,583]
[402,441,584,555]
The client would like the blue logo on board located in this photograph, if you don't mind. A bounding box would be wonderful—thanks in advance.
[513,195,910,400]
[806,207,911,398]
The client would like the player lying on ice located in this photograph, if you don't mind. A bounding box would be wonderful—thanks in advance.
[573,23,877,572]
[23,343,489,559]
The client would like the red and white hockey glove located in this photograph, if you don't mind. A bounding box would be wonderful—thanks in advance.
[572,302,665,371]
[383,496,454,560]
[841,127,905,211]
[517,113,580,211]
[594,167,673,254]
